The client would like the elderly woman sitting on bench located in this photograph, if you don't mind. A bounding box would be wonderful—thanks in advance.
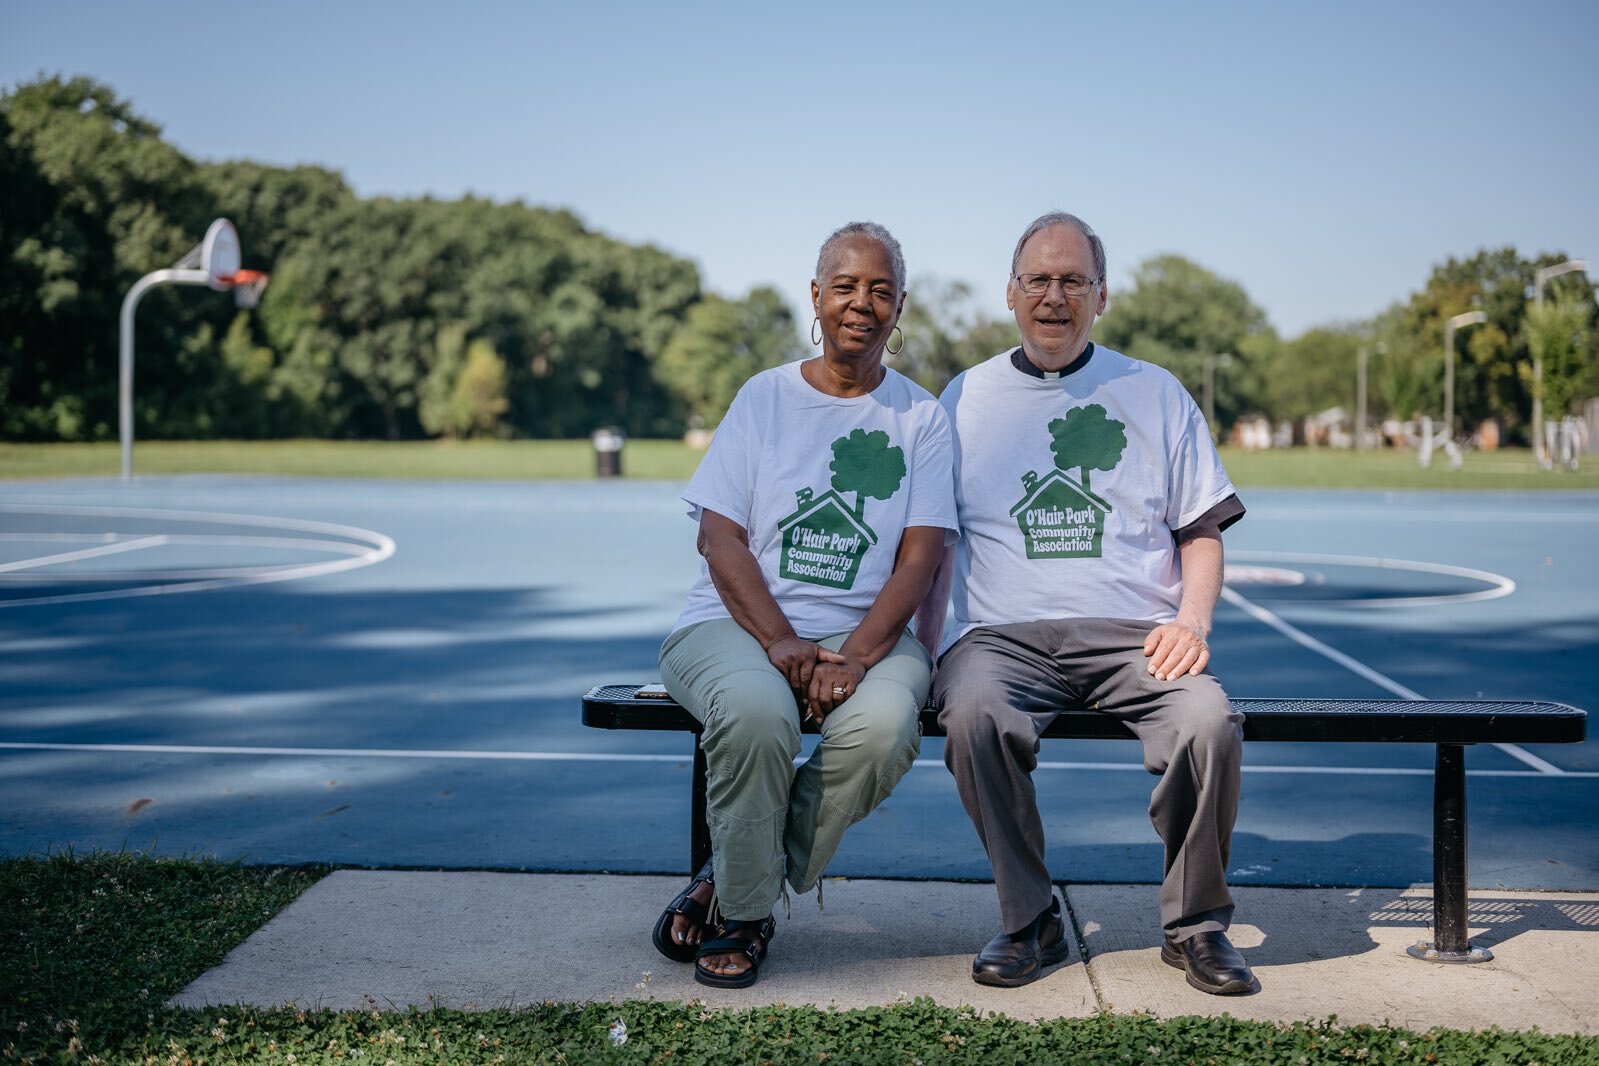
[651,221,956,988]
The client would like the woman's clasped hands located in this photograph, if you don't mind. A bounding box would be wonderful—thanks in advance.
[764,635,866,721]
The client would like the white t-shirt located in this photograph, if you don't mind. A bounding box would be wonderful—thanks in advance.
[939,346,1236,652]
[673,360,959,638]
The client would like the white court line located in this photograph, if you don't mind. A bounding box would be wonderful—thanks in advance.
[1222,586,1568,775]
[0,742,1593,778]
[0,504,393,608]
[1228,550,1516,608]
[0,536,372,583]
[0,536,168,573]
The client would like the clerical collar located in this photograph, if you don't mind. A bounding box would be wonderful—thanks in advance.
[1011,343,1093,379]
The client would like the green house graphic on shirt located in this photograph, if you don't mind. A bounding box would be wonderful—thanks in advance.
[778,487,879,589]
[1009,468,1112,558]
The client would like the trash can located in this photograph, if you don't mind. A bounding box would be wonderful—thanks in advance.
[591,426,625,478]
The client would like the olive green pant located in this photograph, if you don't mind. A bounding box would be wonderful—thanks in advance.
[660,618,927,921]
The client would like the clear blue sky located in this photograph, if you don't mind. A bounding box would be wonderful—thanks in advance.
[4,0,1596,338]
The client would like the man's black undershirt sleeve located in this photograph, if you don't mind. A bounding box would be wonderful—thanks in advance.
[1173,493,1245,544]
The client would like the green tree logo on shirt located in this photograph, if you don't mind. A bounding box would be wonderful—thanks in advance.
[830,429,907,517]
[777,429,906,589]
[1010,404,1127,559]
[1048,404,1127,493]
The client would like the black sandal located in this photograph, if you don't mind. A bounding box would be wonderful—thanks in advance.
[693,915,775,989]
[651,857,716,963]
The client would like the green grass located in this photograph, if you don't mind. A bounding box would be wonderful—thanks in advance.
[1216,445,1599,490]
[1,851,326,1064]
[0,439,704,482]
[5,440,1599,489]
[5,854,1598,1065]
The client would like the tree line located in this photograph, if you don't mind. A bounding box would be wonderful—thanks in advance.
[4,76,1594,445]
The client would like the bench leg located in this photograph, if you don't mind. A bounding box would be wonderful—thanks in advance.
[1406,742,1492,963]
[690,739,712,875]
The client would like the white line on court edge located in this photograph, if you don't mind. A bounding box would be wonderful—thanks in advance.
[0,536,168,573]
[0,742,1593,778]
[1221,586,1569,775]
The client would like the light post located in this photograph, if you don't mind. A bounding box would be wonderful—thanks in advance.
[1356,341,1386,451]
[1531,259,1588,467]
[1202,352,1233,442]
[1443,311,1487,438]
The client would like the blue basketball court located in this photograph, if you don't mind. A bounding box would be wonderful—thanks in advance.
[1,477,1593,892]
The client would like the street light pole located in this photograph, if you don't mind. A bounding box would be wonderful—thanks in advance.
[1532,259,1588,467]
[1355,341,1385,451]
[1356,346,1367,451]
[1443,311,1487,438]
[1202,352,1233,442]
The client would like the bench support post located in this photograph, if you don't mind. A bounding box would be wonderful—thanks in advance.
[690,741,712,874]
[1406,742,1493,963]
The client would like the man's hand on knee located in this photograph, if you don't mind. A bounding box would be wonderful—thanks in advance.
[1143,621,1210,681]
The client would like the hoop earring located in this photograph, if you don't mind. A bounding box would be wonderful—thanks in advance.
[885,326,904,356]
[810,317,822,346]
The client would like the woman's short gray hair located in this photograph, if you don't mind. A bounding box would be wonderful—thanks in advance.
[815,221,906,296]
[1011,211,1106,281]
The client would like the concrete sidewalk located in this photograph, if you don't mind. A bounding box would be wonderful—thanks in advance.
[173,873,1599,1035]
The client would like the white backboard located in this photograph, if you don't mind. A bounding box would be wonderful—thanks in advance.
[201,218,242,290]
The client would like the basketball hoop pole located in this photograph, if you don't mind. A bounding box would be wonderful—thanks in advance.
[119,218,252,482]
[120,267,214,481]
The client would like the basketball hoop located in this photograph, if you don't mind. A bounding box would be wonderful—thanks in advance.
[119,217,273,480]
[223,269,270,309]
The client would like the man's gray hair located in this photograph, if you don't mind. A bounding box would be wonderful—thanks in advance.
[815,221,907,296]
[1011,211,1106,281]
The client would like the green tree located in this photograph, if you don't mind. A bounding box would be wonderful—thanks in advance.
[1395,248,1525,435]
[1094,255,1276,431]
[448,203,702,439]
[653,286,802,429]
[416,322,469,438]
[1260,326,1362,423]
[269,197,491,439]
[1526,292,1595,420]
[199,159,354,268]
[0,75,215,440]
[829,429,906,517]
[894,276,1020,394]
[431,342,511,441]
[1048,404,1127,492]
[1356,304,1429,424]
[445,340,511,439]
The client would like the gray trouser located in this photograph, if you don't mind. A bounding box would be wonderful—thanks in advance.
[660,617,926,921]
[934,618,1242,940]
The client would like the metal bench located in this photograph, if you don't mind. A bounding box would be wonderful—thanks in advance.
[583,685,1586,963]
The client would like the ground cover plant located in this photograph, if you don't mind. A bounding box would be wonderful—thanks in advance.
[5,440,1599,490]
[0,851,325,1063]
[6,853,1598,1064]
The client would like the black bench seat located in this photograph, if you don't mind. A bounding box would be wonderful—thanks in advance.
[583,684,1586,963]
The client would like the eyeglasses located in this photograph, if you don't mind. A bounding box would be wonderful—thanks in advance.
[1013,273,1099,298]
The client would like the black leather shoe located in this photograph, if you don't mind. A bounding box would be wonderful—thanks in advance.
[1161,930,1260,995]
[972,895,1070,987]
